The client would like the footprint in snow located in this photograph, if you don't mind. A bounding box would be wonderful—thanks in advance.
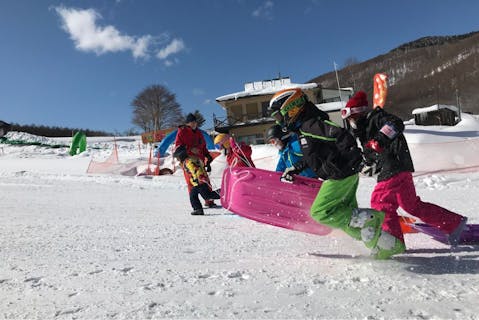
[25,276,42,284]
[88,269,103,275]
[54,307,83,317]
[116,267,134,273]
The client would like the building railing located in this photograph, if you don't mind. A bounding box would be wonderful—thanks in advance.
[213,113,273,128]
[321,96,343,103]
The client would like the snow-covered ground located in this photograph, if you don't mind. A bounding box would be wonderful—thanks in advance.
[1,116,479,319]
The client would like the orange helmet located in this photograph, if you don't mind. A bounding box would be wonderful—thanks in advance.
[268,88,307,127]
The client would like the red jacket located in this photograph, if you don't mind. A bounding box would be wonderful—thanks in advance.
[174,125,209,162]
[227,138,255,168]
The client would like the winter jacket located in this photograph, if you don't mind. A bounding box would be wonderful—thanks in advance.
[294,106,363,180]
[174,125,210,163]
[352,107,414,182]
[275,135,316,178]
[181,157,209,187]
[226,138,255,168]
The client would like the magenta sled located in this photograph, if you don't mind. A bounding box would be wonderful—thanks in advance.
[220,167,479,245]
[220,167,332,236]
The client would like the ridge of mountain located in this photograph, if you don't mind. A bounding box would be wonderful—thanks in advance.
[310,31,479,119]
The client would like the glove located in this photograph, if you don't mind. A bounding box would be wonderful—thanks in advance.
[205,162,212,173]
[365,139,383,153]
[360,161,379,177]
[205,153,213,172]
[206,153,213,163]
[281,166,301,182]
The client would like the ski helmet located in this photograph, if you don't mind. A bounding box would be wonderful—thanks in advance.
[214,133,230,149]
[173,145,188,162]
[266,124,290,142]
[269,88,307,127]
[341,91,369,119]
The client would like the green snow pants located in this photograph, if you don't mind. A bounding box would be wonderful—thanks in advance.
[310,174,361,240]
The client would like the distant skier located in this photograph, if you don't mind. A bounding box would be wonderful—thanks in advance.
[173,145,220,215]
[341,91,468,247]
[214,133,255,168]
[175,113,217,208]
[265,124,316,178]
[269,88,401,259]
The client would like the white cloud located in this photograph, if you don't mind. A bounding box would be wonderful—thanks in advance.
[131,35,153,59]
[162,57,181,67]
[54,6,153,59]
[156,38,186,60]
[305,0,321,14]
[54,6,186,64]
[252,1,274,20]
[193,88,205,96]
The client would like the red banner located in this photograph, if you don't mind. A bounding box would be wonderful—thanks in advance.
[141,128,174,144]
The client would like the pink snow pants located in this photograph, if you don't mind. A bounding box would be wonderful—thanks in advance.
[370,171,464,241]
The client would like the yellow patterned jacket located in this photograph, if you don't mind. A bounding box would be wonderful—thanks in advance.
[181,157,209,187]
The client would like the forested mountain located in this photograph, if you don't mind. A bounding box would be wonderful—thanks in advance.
[310,31,479,119]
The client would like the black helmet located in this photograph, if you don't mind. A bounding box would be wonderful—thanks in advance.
[173,145,188,162]
[266,124,291,142]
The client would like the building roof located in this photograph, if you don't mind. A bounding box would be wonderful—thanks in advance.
[316,101,346,112]
[412,104,459,115]
[216,77,318,102]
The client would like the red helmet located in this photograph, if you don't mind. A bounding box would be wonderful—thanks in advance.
[341,91,369,119]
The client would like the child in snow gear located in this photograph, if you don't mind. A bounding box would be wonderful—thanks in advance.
[266,124,316,178]
[175,113,217,208]
[341,91,467,247]
[269,88,399,259]
[214,133,255,168]
[173,145,220,215]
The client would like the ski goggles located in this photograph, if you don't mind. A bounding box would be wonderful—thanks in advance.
[271,110,284,124]
[340,106,369,119]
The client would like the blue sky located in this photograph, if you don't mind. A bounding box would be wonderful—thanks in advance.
[1,0,478,133]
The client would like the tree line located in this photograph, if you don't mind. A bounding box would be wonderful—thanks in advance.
[6,84,206,138]
[10,123,111,137]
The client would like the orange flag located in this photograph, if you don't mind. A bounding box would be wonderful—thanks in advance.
[373,73,388,108]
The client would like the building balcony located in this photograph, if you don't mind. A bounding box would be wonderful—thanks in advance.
[213,113,275,132]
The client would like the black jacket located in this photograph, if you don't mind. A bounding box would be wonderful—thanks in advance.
[353,108,414,182]
[294,104,363,180]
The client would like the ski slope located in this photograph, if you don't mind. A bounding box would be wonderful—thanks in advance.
[0,117,479,319]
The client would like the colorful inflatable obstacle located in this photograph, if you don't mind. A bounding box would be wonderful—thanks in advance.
[69,131,87,156]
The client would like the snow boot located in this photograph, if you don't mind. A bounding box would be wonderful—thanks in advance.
[371,232,406,260]
[204,199,218,208]
[447,216,468,246]
[191,208,204,215]
[348,208,385,249]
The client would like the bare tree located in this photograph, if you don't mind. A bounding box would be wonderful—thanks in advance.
[131,85,183,132]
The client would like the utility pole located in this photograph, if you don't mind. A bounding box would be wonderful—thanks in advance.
[333,62,343,103]
[456,88,462,123]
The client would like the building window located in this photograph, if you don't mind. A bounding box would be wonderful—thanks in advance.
[255,133,265,144]
[261,101,269,117]
[237,133,265,145]
[228,104,243,122]
[245,103,258,120]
